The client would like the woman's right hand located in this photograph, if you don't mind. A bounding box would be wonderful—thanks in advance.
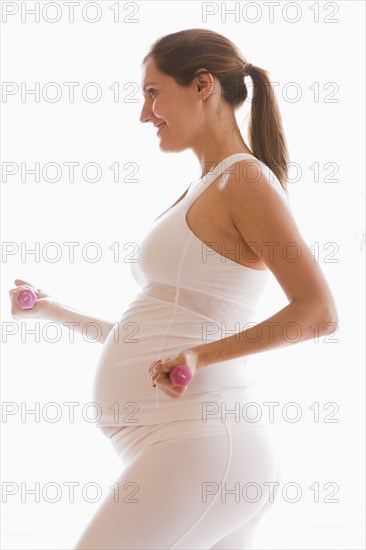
[9,279,56,320]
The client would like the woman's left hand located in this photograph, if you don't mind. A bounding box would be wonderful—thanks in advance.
[148,348,203,399]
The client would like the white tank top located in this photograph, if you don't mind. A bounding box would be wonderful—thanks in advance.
[92,153,288,427]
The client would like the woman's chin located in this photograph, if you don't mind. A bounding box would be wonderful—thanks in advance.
[158,138,186,153]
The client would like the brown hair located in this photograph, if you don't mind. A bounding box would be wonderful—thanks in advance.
[142,28,290,195]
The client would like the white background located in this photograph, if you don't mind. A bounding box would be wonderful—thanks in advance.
[1,1,365,548]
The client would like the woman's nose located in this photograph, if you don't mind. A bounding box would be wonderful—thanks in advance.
[140,103,153,124]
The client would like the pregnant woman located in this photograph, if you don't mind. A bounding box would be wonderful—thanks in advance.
[10,29,338,549]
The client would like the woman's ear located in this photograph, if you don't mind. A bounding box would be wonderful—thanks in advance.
[194,70,217,100]
[194,68,209,93]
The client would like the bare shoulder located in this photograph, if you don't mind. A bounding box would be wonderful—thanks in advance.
[223,157,287,200]
[222,159,337,320]
[222,158,291,243]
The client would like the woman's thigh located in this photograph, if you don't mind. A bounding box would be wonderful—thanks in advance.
[73,422,280,549]
[209,516,261,549]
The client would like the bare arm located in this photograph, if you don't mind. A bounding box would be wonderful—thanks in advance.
[10,280,115,345]
[193,299,338,368]
[191,161,339,368]
[48,302,115,345]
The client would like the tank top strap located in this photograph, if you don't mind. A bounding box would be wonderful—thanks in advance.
[186,152,260,199]
[184,152,288,209]
[153,153,260,225]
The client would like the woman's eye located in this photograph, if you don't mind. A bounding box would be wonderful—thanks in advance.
[148,89,156,98]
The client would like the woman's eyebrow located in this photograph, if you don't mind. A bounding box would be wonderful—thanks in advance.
[142,81,159,92]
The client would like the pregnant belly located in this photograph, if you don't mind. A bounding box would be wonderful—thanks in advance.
[91,294,214,423]
[100,425,127,438]
[92,289,255,427]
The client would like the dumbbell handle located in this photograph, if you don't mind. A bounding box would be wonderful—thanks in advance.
[16,289,38,309]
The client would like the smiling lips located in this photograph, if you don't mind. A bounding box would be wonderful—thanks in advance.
[156,122,166,133]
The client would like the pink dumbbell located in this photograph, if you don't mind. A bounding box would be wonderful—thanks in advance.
[16,289,38,309]
[149,361,193,387]
[169,364,193,387]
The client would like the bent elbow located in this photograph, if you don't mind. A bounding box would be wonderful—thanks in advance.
[319,302,339,331]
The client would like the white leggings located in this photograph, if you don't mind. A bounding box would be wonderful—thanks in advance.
[74,418,281,549]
